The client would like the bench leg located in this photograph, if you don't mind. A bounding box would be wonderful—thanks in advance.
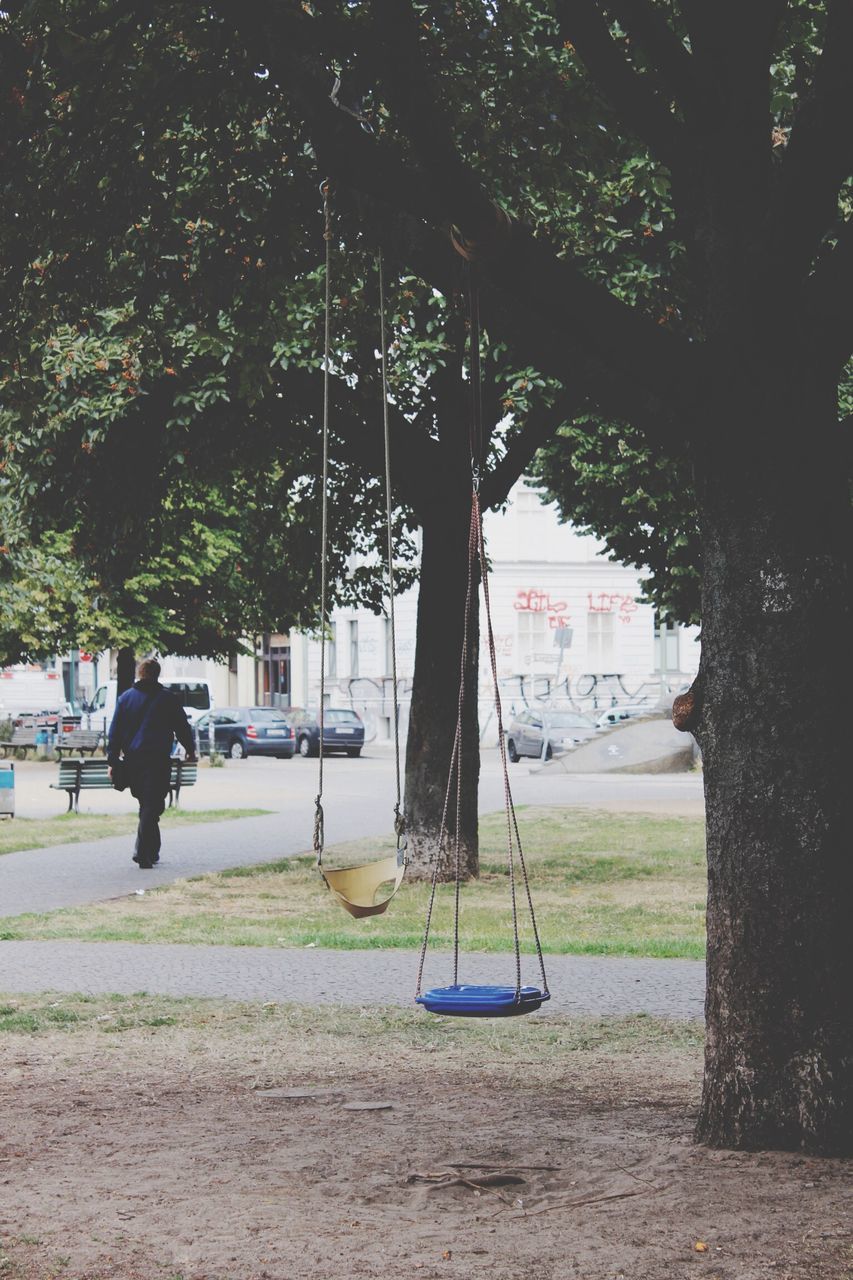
[65,789,74,813]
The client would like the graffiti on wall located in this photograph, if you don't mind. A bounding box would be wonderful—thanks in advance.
[513,588,572,630]
[587,592,638,624]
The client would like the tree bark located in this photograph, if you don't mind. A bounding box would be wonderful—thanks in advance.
[116,647,136,696]
[404,505,480,881]
[691,381,853,1154]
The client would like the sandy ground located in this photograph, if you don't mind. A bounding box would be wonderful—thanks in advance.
[0,1012,849,1280]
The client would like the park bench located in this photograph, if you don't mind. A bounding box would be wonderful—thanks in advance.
[167,759,197,808]
[51,757,198,813]
[0,728,37,758]
[54,729,103,758]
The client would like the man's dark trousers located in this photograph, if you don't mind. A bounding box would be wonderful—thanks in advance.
[127,751,172,867]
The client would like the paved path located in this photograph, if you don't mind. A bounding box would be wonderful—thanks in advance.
[0,756,704,919]
[0,758,705,1020]
[0,940,705,1019]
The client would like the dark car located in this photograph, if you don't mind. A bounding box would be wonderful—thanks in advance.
[289,708,365,758]
[506,709,596,762]
[195,707,295,760]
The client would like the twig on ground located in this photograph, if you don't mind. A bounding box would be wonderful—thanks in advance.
[518,1183,668,1218]
[447,1162,561,1172]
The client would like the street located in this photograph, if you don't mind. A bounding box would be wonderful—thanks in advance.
[10,746,705,822]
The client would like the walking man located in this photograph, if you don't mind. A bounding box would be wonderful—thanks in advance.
[107,659,197,868]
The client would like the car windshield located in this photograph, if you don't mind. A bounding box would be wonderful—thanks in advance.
[165,682,210,711]
[545,713,594,728]
[325,710,360,725]
[249,708,288,721]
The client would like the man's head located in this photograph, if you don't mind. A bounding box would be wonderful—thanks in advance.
[137,658,161,683]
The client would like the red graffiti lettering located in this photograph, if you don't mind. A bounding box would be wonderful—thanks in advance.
[587,592,638,620]
[514,589,568,616]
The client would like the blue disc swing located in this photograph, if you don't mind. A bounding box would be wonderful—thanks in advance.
[415,254,550,1019]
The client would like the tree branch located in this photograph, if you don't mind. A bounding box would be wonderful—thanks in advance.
[480,394,584,510]
[840,414,853,478]
[602,0,700,117]
[805,218,853,371]
[275,365,443,521]
[215,0,700,446]
[776,0,853,278]
[555,0,684,166]
[371,0,497,243]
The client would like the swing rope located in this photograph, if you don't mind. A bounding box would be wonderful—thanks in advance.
[378,250,406,853]
[313,182,407,904]
[313,183,333,868]
[415,262,548,1005]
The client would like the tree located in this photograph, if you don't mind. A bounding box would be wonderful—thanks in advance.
[3,0,852,1152]
[0,7,568,879]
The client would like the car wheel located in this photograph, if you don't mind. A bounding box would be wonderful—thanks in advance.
[544,743,553,761]
[228,739,246,760]
[507,738,519,763]
[298,736,313,758]
[346,748,362,758]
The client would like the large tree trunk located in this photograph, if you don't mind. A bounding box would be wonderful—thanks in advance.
[691,381,853,1154]
[404,505,480,881]
[116,646,136,695]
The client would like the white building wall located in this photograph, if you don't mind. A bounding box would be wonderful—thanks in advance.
[98,483,700,739]
[294,480,700,744]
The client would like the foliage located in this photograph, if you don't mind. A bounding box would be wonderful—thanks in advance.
[0,1,850,631]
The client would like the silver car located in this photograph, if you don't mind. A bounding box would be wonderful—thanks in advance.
[506,709,596,762]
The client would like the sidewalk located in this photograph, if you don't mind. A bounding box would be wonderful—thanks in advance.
[0,940,705,1019]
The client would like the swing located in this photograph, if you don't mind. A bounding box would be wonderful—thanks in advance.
[312,185,407,920]
[415,259,550,1018]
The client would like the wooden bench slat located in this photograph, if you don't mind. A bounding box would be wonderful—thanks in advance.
[52,756,197,812]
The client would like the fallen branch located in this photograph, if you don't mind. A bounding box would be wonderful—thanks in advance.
[447,1162,561,1173]
[519,1183,668,1218]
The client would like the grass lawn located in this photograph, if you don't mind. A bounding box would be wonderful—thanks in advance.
[0,808,271,857]
[0,807,708,958]
[0,989,703,1058]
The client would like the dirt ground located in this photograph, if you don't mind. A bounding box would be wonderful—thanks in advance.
[0,1004,850,1280]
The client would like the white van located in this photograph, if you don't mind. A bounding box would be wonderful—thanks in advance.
[88,679,214,729]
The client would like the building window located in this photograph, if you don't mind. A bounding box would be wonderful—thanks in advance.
[654,615,680,672]
[516,609,547,662]
[327,622,337,678]
[587,611,615,671]
[349,620,359,677]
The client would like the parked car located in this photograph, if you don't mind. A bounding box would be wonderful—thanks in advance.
[506,709,596,762]
[288,708,365,758]
[194,707,295,759]
[594,704,654,730]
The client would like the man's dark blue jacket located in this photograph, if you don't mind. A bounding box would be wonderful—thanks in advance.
[107,680,195,765]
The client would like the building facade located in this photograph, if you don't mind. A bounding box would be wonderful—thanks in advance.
[289,480,700,745]
[82,482,699,739]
